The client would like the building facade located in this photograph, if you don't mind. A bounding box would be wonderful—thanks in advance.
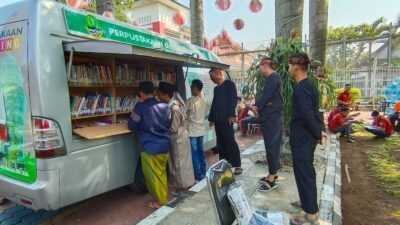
[127,0,191,41]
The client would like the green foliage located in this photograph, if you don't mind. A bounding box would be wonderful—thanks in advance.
[327,17,400,69]
[242,38,336,128]
[114,0,135,22]
[368,137,400,198]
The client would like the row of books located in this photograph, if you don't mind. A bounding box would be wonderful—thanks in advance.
[69,64,112,85]
[116,96,138,113]
[115,64,146,85]
[70,93,112,117]
[147,71,176,82]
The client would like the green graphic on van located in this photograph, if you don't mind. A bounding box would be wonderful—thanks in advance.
[63,8,220,62]
[85,15,103,39]
[0,55,36,184]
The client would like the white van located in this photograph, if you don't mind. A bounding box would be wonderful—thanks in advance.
[0,0,228,210]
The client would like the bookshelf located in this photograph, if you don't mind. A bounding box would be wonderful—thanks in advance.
[66,54,177,140]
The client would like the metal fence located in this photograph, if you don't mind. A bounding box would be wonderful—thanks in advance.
[331,65,400,97]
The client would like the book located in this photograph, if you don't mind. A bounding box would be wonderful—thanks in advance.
[70,93,113,117]
[68,64,112,86]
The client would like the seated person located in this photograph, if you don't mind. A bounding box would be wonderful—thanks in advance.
[238,104,258,136]
[337,83,352,107]
[328,107,355,143]
[365,110,393,138]
[328,104,344,124]
[389,101,400,132]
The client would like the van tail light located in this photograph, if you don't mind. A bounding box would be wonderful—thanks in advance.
[32,117,66,159]
[0,125,7,142]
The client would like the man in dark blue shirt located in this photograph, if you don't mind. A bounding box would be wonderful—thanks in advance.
[208,68,242,174]
[255,57,283,192]
[288,53,324,225]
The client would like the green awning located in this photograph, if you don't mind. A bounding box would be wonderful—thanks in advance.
[62,7,228,69]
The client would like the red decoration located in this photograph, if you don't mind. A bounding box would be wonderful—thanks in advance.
[66,0,91,10]
[215,0,231,11]
[203,37,210,49]
[103,11,114,19]
[234,19,244,30]
[174,11,185,26]
[249,0,263,13]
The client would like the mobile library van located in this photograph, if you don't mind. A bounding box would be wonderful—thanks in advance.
[0,0,229,210]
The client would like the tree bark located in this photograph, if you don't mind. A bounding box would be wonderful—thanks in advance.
[96,0,114,15]
[190,0,204,46]
[309,0,329,64]
[275,0,304,41]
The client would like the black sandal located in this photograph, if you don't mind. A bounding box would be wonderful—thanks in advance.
[258,175,278,184]
[257,178,279,192]
[233,167,243,175]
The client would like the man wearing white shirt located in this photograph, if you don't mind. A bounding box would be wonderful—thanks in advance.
[186,79,208,181]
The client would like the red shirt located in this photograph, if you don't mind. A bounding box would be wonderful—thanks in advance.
[337,91,352,105]
[374,116,393,136]
[328,108,341,124]
[328,113,346,132]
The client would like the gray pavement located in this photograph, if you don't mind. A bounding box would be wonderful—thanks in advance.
[149,139,330,225]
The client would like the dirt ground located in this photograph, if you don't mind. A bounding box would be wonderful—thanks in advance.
[341,136,400,225]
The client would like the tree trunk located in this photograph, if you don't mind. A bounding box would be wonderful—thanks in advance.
[96,0,114,15]
[309,0,329,64]
[275,0,304,41]
[190,0,204,46]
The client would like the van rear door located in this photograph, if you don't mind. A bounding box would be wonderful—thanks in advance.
[0,20,36,184]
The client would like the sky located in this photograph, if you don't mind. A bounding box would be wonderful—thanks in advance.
[177,0,400,49]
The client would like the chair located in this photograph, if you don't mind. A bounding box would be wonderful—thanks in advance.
[247,123,261,136]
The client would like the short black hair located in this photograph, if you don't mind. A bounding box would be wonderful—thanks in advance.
[288,52,310,71]
[340,107,350,112]
[371,110,380,117]
[259,56,276,69]
[158,81,175,98]
[139,81,154,95]
[345,83,351,87]
[191,79,203,91]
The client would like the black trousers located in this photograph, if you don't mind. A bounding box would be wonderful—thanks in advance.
[260,114,282,175]
[215,122,241,167]
[292,141,318,214]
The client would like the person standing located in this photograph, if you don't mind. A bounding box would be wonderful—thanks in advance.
[208,68,242,175]
[288,53,324,225]
[128,81,171,209]
[254,57,283,192]
[186,79,208,181]
[158,82,195,193]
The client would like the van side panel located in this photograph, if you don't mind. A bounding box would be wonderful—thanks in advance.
[0,10,36,183]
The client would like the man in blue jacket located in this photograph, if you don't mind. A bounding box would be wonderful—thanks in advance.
[288,53,324,225]
[255,57,283,192]
[128,81,171,209]
[208,68,242,174]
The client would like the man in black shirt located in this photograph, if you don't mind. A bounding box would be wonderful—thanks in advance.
[254,57,283,192]
[288,53,324,225]
[208,68,242,174]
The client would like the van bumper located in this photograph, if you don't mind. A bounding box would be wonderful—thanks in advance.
[0,169,60,210]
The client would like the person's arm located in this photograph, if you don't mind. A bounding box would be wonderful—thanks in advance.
[170,105,181,134]
[255,76,277,112]
[128,105,141,132]
[208,92,216,123]
[226,80,238,118]
[295,87,322,140]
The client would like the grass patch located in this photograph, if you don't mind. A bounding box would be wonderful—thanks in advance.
[392,210,400,219]
[367,137,400,198]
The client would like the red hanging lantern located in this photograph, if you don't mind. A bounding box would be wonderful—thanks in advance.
[234,19,244,30]
[215,0,231,11]
[249,0,263,13]
[174,11,185,26]
[66,0,91,10]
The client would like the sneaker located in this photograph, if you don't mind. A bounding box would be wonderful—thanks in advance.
[257,179,279,192]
